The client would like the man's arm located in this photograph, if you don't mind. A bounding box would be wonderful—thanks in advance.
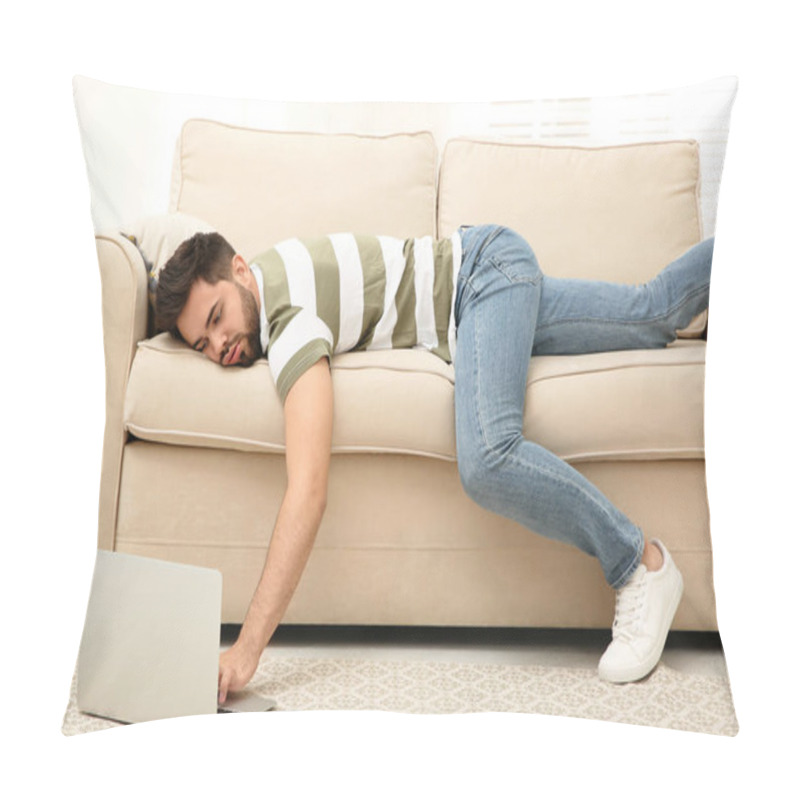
[218,358,333,703]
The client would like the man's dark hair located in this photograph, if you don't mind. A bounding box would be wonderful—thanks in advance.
[154,232,237,338]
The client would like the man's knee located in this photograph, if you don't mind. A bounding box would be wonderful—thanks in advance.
[457,453,483,504]
[457,431,521,509]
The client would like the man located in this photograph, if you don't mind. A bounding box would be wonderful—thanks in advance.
[155,225,714,703]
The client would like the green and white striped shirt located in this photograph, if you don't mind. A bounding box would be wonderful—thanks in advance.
[250,232,462,403]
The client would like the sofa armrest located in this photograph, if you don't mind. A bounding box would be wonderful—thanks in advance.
[95,232,149,550]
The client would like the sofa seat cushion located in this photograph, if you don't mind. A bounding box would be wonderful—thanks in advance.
[124,334,705,463]
[522,340,705,462]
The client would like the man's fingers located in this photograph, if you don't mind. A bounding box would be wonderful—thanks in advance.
[218,668,230,705]
[218,644,259,704]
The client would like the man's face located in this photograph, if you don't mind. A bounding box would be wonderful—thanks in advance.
[176,256,263,367]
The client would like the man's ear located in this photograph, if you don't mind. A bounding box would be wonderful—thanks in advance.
[230,254,260,306]
[231,254,254,288]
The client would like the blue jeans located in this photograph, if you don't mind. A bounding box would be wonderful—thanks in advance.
[453,225,713,589]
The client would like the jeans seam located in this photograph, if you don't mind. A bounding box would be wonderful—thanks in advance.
[505,438,639,559]
[470,292,640,587]
[611,536,646,590]
[536,282,709,333]
[474,424,643,588]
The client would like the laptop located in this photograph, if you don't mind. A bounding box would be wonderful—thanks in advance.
[76,549,275,724]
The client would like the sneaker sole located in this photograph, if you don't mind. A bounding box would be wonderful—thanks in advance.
[598,571,684,684]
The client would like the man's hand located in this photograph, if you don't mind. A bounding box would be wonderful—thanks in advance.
[218,639,261,704]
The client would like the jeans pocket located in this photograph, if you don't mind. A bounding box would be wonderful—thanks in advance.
[473,225,505,263]
[487,254,543,286]
[481,228,543,286]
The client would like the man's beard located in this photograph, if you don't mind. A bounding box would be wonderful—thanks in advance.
[232,282,264,367]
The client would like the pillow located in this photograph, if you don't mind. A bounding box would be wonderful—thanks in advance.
[170,120,438,260]
[439,139,701,279]
[121,211,216,309]
[70,76,738,740]
[438,138,706,336]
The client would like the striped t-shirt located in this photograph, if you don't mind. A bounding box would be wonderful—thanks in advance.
[250,232,462,403]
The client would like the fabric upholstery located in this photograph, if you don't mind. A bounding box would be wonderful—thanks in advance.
[171,120,438,260]
[84,82,737,632]
[114,443,715,630]
[124,335,705,464]
[438,138,706,336]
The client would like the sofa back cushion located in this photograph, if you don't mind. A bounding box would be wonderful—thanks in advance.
[438,138,702,281]
[438,138,705,335]
[170,120,437,261]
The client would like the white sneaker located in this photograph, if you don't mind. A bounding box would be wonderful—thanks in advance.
[598,539,683,683]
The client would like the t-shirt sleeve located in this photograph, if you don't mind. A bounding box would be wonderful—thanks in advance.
[267,306,334,403]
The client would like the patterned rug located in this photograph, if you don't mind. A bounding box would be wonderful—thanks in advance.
[62,654,738,737]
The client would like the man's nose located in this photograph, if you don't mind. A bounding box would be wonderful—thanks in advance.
[208,330,227,362]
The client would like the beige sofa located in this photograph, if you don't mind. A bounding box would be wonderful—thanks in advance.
[95,118,718,631]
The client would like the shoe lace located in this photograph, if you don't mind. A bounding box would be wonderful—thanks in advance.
[611,569,648,643]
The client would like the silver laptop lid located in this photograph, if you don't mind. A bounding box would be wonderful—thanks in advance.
[76,550,222,724]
